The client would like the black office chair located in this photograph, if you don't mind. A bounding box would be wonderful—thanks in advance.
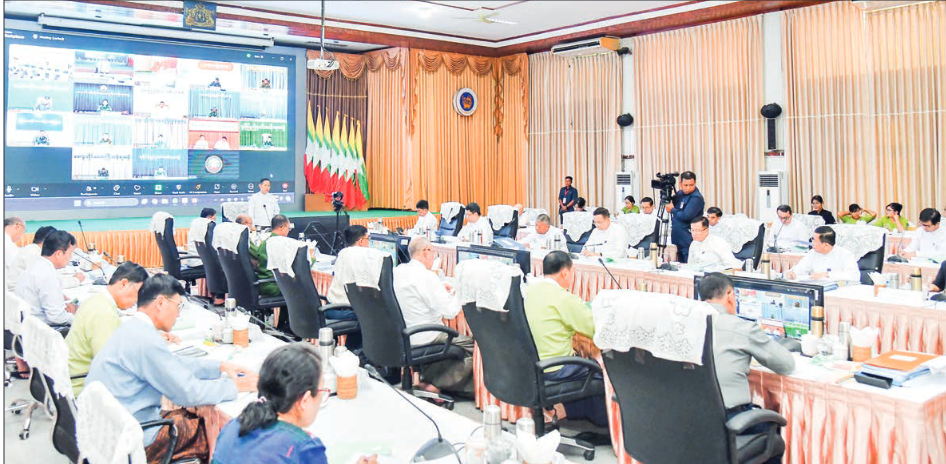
[603,316,786,464]
[491,210,520,239]
[48,374,80,462]
[566,228,594,253]
[272,247,360,341]
[216,228,286,326]
[344,256,463,407]
[857,236,886,285]
[438,206,466,237]
[734,224,767,270]
[462,276,602,460]
[154,216,205,291]
[194,221,228,301]
[631,220,660,257]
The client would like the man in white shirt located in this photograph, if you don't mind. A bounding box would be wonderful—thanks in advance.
[582,208,629,259]
[193,134,209,150]
[16,230,79,327]
[408,200,439,236]
[247,178,280,228]
[393,237,473,396]
[183,208,216,268]
[904,208,946,259]
[4,217,25,286]
[6,226,81,292]
[786,226,861,281]
[325,225,369,320]
[458,203,493,245]
[640,197,656,216]
[518,214,567,251]
[767,205,811,250]
[213,136,231,150]
[707,207,723,232]
[687,216,742,269]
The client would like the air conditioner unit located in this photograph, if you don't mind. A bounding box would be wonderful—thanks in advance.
[551,37,620,58]
[615,172,634,210]
[757,171,788,221]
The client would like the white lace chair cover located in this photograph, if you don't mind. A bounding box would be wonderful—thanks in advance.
[22,315,73,399]
[614,214,658,247]
[266,235,306,277]
[336,246,388,290]
[212,222,248,254]
[187,217,212,244]
[828,224,886,258]
[77,381,147,464]
[440,202,463,221]
[592,290,716,365]
[221,201,249,221]
[148,212,172,234]
[487,205,516,228]
[454,258,524,312]
[714,216,763,253]
[4,291,28,336]
[522,208,549,226]
[562,211,594,241]
[794,214,825,236]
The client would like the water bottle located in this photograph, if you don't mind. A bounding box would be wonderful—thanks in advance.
[910,267,923,291]
[318,327,337,393]
[553,234,562,251]
[483,406,514,463]
[761,253,771,279]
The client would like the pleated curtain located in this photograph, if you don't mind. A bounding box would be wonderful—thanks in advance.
[632,16,764,217]
[784,1,946,217]
[527,52,622,220]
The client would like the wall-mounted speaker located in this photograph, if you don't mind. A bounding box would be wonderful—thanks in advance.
[760,103,782,150]
[616,113,634,127]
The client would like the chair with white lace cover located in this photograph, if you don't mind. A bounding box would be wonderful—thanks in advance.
[562,211,594,241]
[334,246,387,290]
[487,204,519,239]
[212,222,248,254]
[614,214,659,251]
[151,212,205,290]
[149,212,173,235]
[22,315,73,400]
[77,381,147,464]
[266,235,307,278]
[220,201,249,222]
[454,258,524,312]
[5,291,28,337]
[714,216,763,253]
[592,290,716,365]
[793,214,825,237]
[829,224,887,282]
[438,202,466,237]
[187,218,212,245]
[521,208,549,227]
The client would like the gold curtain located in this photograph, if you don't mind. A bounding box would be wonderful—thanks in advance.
[633,16,764,216]
[784,1,946,217]
[365,49,412,209]
[527,52,623,219]
[408,50,529,209]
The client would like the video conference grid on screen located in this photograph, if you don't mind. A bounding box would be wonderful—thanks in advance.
[3,28,296,210]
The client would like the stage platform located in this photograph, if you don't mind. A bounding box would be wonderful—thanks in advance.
[15,209,428,268]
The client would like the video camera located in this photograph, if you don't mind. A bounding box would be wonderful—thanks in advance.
[331,191,344,212]
[651,172,679,202]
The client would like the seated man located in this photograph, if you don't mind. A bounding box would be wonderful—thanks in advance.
[408,199,439,236]
[524,251,607,426]
[931,261,945,292]
[235,214,261,246]
[687,216,742,269]
[903,208,946,259]
[786,226,860,281]
[458,202,493,245]
[184,207,217,268]
[581,207,629,260]
[698,273,794,451]
[574,197,587,212]
[4,216,25,281]
[66,262,152,396]
[248,214,290,297]
[640,197,656,216]
[325,225,370,321]
[393,237,473,396]
[6,225,56,291]
[767,205,810,250]
[706,207,723,230]
[872,202,910,232]
[518,214,567,251]
[86,274,257,464]
[16,230,79,327]
[838,203,876,225]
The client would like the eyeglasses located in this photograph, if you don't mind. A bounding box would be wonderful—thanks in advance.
[778,215,791,222]
[164,295,183,312]
[921,222,935,229]
[689,227,708,233]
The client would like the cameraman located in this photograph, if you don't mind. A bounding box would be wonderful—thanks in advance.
[664,171,704,263]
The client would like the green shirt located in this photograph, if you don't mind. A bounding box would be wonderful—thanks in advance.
[249,232,276,281]
[622,205,640,214]
[872,216,909,231]
[523,279,595,372]
[839,213,875,224]
[66,291,121,396]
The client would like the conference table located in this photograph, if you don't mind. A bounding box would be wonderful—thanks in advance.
[767,251,941,287]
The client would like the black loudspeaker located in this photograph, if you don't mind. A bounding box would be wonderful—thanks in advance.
[760,103,782,150]
[617,113,634,127]
[766,118,777,150]
[760,103,782,118]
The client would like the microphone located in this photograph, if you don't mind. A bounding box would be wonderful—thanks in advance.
[598,257,624,289]
[77,220,91,252]
[73,250,108,284]
[363,365,460,463]
[887,230,908,263]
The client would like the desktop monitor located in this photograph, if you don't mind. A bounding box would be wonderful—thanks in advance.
[693,275,826,340]
[457,244,531,277]
[369,233,411,264]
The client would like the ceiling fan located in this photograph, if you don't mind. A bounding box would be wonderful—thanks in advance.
[454,9,518,25]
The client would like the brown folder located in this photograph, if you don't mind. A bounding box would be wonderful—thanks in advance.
[863,350,938,372]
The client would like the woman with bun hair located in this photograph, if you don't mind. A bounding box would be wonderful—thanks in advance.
[211,343,376,463]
